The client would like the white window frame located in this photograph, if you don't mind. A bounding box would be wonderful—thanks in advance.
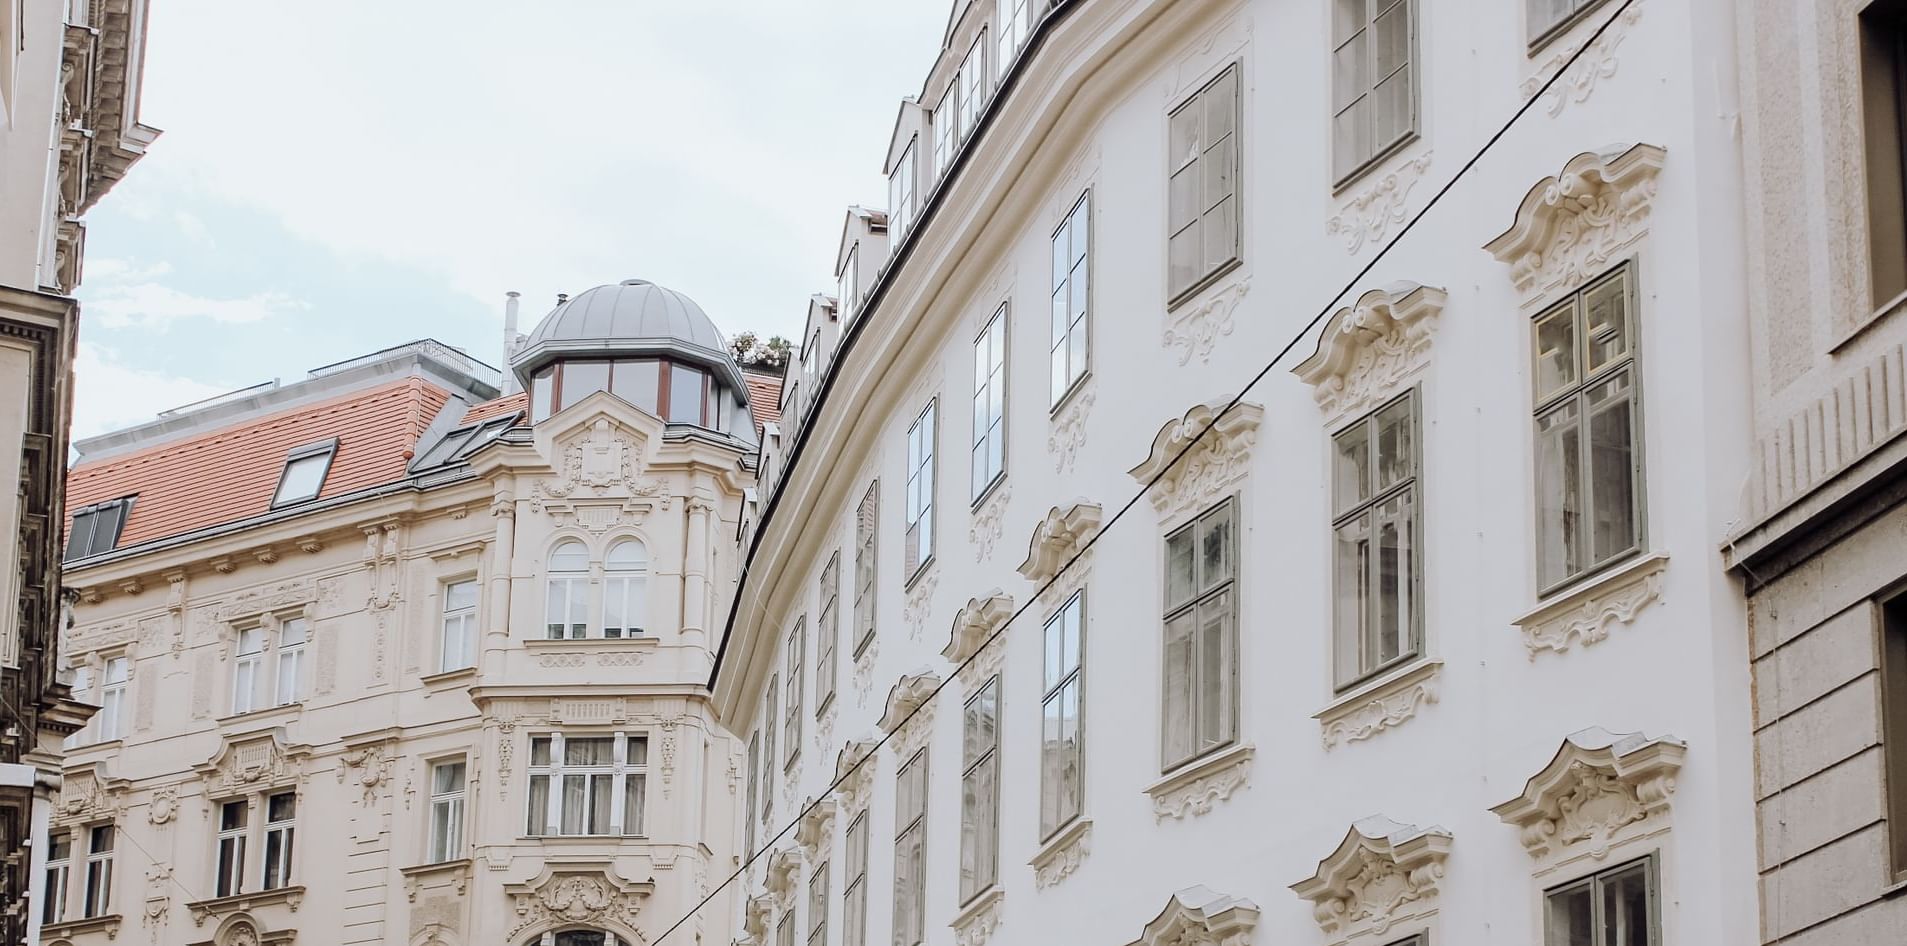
[784,618,804,770]
[744,731,760,858]
[1162,499,1240,772]
[81,824,112,918]
[1167,64,1242,307]
[1050,192,1091,407]
[215,799,248,897]
[1039,591,1085,840]
[761,677,778,822]
[524,732,650,837]
[807,857,829,946]
[545,541,590,639]
[892,749,928,946]
[42,832,70,925]
[273,617,307,707]
[97,656,128,741]
[838,245,860,326]
[1332,0,1419,186]
[427,759,468,863]
[261,791,295,891]
[905,401,938,580]
[440,579,478,673]
[817,553,840,716]
[1542,853,1661,945]
[890,141,918,241]
[231,626,266,715]
[1527,0,1614,50]
[959,675,1000,904]
[270,439,337,507]
[971,305,1009,503]
[998,0,1033,72]
[844,813,869,946]
[602,539,647,638]
[853,483,879,657]
[1331,392,1423,689]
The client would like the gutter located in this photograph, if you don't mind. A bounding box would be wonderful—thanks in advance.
[708,0,1085,691]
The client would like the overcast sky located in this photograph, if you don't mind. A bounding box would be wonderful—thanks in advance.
[72,0,950,439]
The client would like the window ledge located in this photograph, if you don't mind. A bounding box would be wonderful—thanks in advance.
[951,884,1005,942]
[186,885,305,925]
[420,666,478,689]
[398,858,472,900]
[1830,289,1907,355]
[1048,371,1094,418]
[1166,257,1244,313]
[41,914,121,940]
[903,557,937,593]
[526,834,648,845]
[216,703,303,731]
[1315,658,1442,750]
[62,738,124,762]
[1145,742,1254,822]
[1513,552,1668,657]
[1029,817,1092,889]
[522,636,661,651]
[1331,131,1423,196]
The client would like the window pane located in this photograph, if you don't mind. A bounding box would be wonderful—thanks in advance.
[1169,102,1200,170]
[1169,224,1202,298]
[1169,165,1200,233]
[1334,512,1373,686]
[1583,272,1631,374]
[1202,137,1236,212]
[1166,528,1196,610]
[1587,371,1640,564]
[1373,491,1414,667]
[1536,400,1583,587]
[1374,68,1412,153]
[1198,504,1235,590]
[563,361,610,410]
[1198,591,1233,749]
[1546,880,1596,946]
[1204,196,1238,273]
[561,774,586,834]
[275,452,330,504]
[1163,611,1195,766]
[434,761,465,794]
[611,359,660,413]
[669,365,708,424]
[1375,396,1415,490]
[1533,300,1580,401]
[550,541,588,571]
[1602,862,1655,946]
[567,736,613,765]
[1335,422,1373,513]
[527,774,550,834]
[1376,1,1410,74]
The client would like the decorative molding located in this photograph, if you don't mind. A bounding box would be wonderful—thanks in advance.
[1315,660,1442,750]
[529,415,673,522]
[1291,817,1450,943]
[501,864,652,941]
[398,859,472,903]
[1017,502,1102,585]
[833,738,878,815]
[1514,553,1668,657]
[184,886,305,927]
[1491,728,1685,863]
[1328,151,1435,254]
[764,848,802,907]
[1125,886,1259,946]
[903,570,940,643]
[1164,278,1250,366]
[878,670,940,761]
[192,730,311,797]
[1128,401,1264,523]
[969,484,1010,562]
[951,886,1005,946]
[1521,2,1644,116]
[147,784,180,825]
[794,796,837,861]
[1029,818,1092,889]
[944,591,1013,689]
[1144,743,1254,822]
[54,762,130,826]
[1047,387,1095,474]
[852,639,878,709]
[1483,143,1666,305]
[337,740,394,807]
[1293,284,1448,422]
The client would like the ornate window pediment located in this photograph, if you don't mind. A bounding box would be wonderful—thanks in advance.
[742,892,774,940]
[193,729,311,798]
[501,864,653,942]
[1289,816,1451,944]
[1490,727,1684,866]
[832,738,878,813]
[764,847,802,905]
[528,413,673,527]
[1016,503,1102,585]
[1128,402,1264,523]
[794,795,837,860]
[54,761,130,826]
[1293,284,1447,423]
[1483,143,1666,305]
[944,591,1013,686]
[1126,886,1260,946]
[878,670,941,760]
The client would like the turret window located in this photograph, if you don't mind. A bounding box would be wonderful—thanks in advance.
[529,357,720,426]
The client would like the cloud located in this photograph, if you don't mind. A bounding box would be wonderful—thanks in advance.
[71,344,233,440]
[84,281,306,329]
[85,258,173,282]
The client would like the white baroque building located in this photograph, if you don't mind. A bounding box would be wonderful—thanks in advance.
[714,1,1760,946]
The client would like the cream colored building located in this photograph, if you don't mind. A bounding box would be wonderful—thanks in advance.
[51,286,768,946]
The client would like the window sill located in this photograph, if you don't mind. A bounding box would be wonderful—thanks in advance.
[399,859,472,900]
[971,472,1007,511]
[903,557,937,593]
[1830,288,1907,355]
[420,666,478,690]
[1029,817,1092,889]
[217,702,303,730]
[951,884,1005,935]
[186,885,305,926]
[522,636,660,657]
[1314,658,1442,750]
[41,914,121,940]
[1514,551,1668,657]
[1331,131,1423,195]
[62,738,124,760]
[1049,371,1093,418]
[1526,0,1617,56]
[526,833,649,844]
[1145,742,1254,821]
[1166,257,1244,313]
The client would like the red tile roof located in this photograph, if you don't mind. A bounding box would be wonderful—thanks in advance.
[464,391,527,423]
[65,377,453,551]
[742,368,783,434]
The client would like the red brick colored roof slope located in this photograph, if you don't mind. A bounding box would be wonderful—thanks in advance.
[65,377,453,550]
[464,391,527,423]
[742,369,783,433]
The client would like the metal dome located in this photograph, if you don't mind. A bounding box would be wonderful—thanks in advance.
[511,279,746,393]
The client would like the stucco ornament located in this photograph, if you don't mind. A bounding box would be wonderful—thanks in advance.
[1327,151,1435,254]
[147,784,179,825]
[1483,143,1665,305]
[1129,401,1265,524]
[794,796,837,861]
[834,739,879,814]
[1517,554,1667,657]
[1291,817,1451,943]
[1047,387,1095,474]
[1146,744,1254,822]
[969,483,1010,562]
[338,744,392,806]
[1163,278,1249,366]
[951,887,1005,946]
[879,670,941,761]
[1125,886,1259,946]
[1316,660,1442,750]
[193,730,310,798]
[56,764,128,824]
[1017,503,1102,587]
[1029,818,1092,890]
[944,591,1014,689]
[903,570,940,643]
[764,848,802,907]
[504,868,650,940]
[1491,728,1684,863]
[1293,284,1447,423]
[1521,1,1644,116]
[529,412,672,524]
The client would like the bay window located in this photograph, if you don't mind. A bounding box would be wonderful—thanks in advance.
[525,734,649,837]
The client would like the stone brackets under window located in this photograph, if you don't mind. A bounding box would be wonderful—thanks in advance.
[1512,552,1667,657]
[1145,742,1255,822]
[1128,401,1265,525]
[1290,816,1451,945]
[1491,727,1684,868]
[1483,143,1665,306]
[879,670,941,761]
[1293,284,1447,424]
[1125,886,1260,946]
[945,590,1014,687]
[1029,817,1093,890]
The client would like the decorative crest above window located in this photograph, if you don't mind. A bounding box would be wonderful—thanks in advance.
[1483,143,1666,305]
[794,795,837,860]
[764,847,802,904]
[1490,727,1684,863]
[944,590,1014,685]
[501,863,653,942]
[1128,401,1264,523]
[1293,284,1447,422]
[833,738,879,813]
[192,729,311,798]
[1124,886,1260,946]
[1016,503,1103,586]
[1289,816,1451,944]
[878,670,942,759]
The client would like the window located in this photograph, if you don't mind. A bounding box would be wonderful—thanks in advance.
[853,483,879,657]
[261,792,295,890]
[744,732,760,857]
[890,142,918,241]
[785,618,804,769]
[933,35,987,178]
[1863,0,1907,312]
[1332,393,1421,688]
[81,825,112,917]
[1040,592,1084,838]
[843,813,869,946]
[1545,856,1658,945]
[215,800,247,897]
[274,618,307,706]
[271,440,337,507]
[959,676,1000,903]
[1167,65,1241,305]
[232,627,266,715]
[1532,264,1644,591]
[818,553,840,716]
[1528,0,1613,48]
[667,364,711,425]
[807,858,829,946]
[761,676,778,821]
[999,0,1033,71]
[1163,500,1239,770]
[777,913,796,946]
[935,84,958,179]
[440,579,478,673]
[972,306,1008,501]
[1883,592,1907,879]
[533,934,631,946]
[525,734,649,837]
[62,666,91,749]
[42,833,69,924]
[892,750,928,946]
[412,417,514,470]
[71,656,129,746]
[1050,193,1091,405]
[428,761,467,863]
[603,540,647,638]
[530,358,719,425]
[546,541,589,639]
[839,246,860,326]
[905,401,937,578]
[1332,0,1417,184]
[65,496,133,561]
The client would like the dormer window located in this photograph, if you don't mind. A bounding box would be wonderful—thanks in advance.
[890,142,918,241]
[933,34,989,179]
[272,439,337,507]
[65,496,135,561]
[838,245,860,324]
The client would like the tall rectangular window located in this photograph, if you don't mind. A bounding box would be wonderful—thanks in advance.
[839,246,860,327]
[1528,0,1614,48]
[1167,65,1241,304]
[761,677,778,821]
[890,142,918,241]
[547,541,590,639]
[960,34,987,137]
[972,306,1008,501]
[1332,393,1422,688]
[745,732,760,858]
[603,540,647,638]
[81,825,112,918]
[96,656,129,741]
[215,800,247,897]
[1050,193,1091,405]
[261,792,295,890]
[232,627,265,715]
[524,734,648,837]
[935,85,958,178]
[428,761,467,863]
[777,914,796,946]
[1544,855,1659,945]
[818,554,840,715]
[1533,264,1644,591]
[1162,500,1239,770]
[274,618,307,706]
[1863,0,1907,312]
[999,0,1033,71]
[1332,0,1416,184]
[959,676,1000,903]
[1040,592,1084,838]
[905,402,938,578]
[42,833,70,924]
[892,750,928,946]
[808,858,829,946]
[844,813,869,946]
[1882,592,1907,880]
[854,483,879,657]
[441,579,478,673]
[785,619,805,769]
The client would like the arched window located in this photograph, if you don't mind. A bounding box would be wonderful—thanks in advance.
[602,540,648,639]
[546,541,589,640]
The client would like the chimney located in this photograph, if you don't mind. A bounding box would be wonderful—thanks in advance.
[501,290,523,394]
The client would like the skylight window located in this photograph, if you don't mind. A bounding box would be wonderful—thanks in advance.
[412,417,515,471]
[272,439,338,507]
[65,496,135,562]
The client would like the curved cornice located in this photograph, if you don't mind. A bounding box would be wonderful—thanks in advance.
[1482,143,1665,303]
[1293,284,1447,422]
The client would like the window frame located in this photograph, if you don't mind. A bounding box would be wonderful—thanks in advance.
[904,400,939,582]
[231,625,267,716]
[1881,588,1907,882]
[971,304,1010,504]
[1541,852,1661,946]
[761,676,778,822]
[817,553,840,717]
[1160,498,1241,772]
[273,617,308,707]
[80,824,113,918]
[784,617,805,771]
[426,758,469,864]
[890,140,919,242]
[42,831,71,925]
[260,791,296,891]
[92,655,130,743]
[1330,391,1425,691]
[1527,0,1616,53]
[1166,63,1244,308]
[602,539,648,639]
[958,674,1001,905]
[64,496,134,562]
[1331,0,1420,188]
[1862,0,1907,317]
[270,439,338,508]
[998,0,1034,72]
[807,856,830,946]
[523,732,651,838]
[1049,191,1093,410]
[1039,590,1086,841]
[853,482,880,658]
[892,748,929,946]
[545,540,591,640]
[440,578,479,674]
[215,799,248,897]
[843,812,869,946]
